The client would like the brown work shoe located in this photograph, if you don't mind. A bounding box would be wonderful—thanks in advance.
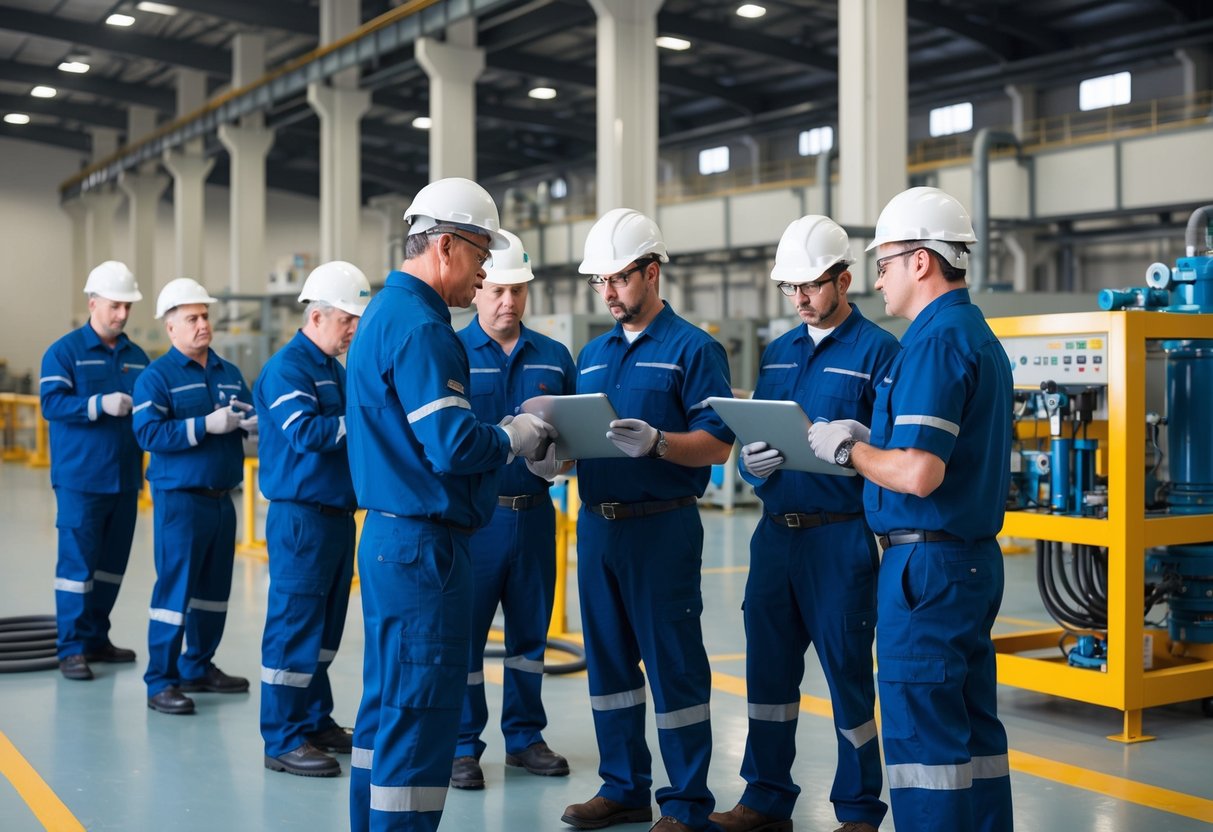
[560,795,652,829]
[650,818,693,832]
[708,803,793,832]
[833,824,877,832]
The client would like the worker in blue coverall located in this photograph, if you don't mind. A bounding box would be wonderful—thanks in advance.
[133,277,257,716]
[255,261,372,777]
[40,261,148,681]
[560,208,735,832]
[711,217,899,832]
[451,229,576,790]
[809,187,1015,832]
[345,177,556,832]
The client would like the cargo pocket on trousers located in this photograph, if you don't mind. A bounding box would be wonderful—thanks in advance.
[659,594,704,674]
[842,608,877,677]
[396,633,469,710]
[877,654,946,739]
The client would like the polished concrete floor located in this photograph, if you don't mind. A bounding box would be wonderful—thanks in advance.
[2,460,1212,831]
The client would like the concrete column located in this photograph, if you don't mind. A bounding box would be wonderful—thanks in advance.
[589,0,663,219]
[837,0,906,279]
[163,150,214,281]
[368,192,412,272]
[127,105,157,145]
[62,200,90,327]
[1176,48,1212,97]
[119,171,170,342]
[415,18,484,180]
[1005,84,1038,143]
[219,33,274,294]
[175,68,207,153]
[89,127,119,162]
[308,84,371,263]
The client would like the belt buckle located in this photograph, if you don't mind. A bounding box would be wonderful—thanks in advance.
[511,495,527,510]
[600,503,619,520]
[784,513,801,529]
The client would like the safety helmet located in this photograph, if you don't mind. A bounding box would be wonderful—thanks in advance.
[298,260,372,316]
[155,277,217,319]
[483,230,535,285]
[770,215,852,283]
[865,186,976,269]
[83,260,142,303]
[578,208,669,275]
[403,177,508,250]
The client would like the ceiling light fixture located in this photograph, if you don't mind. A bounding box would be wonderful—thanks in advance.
[136,1,179,14]
[106,13,136,27]
[737,4,767,18]
[58,60,91,74]
[4,113,31,125]
[528,87,557,100]
[655,36,691,51]
[31,86,57,98]
[412,116,432,130]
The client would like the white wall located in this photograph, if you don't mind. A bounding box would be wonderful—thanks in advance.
[0,136,387,379]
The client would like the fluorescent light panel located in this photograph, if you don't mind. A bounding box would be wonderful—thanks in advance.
[136,1,178,14]
[656,36,691,51]
[30,86,57,98]
[4,113,31,125]
[737,4,766,18]
[528,87,557,100]
[106,13,136,26]
[411,116,432,129]
[58,61,90,74]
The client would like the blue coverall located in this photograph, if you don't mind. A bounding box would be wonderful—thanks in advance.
[738,305,898,827]
[455,316,577,761]
[132,347,250,696]
[254,330,357,758]
[575,301,735,831]
[864,288,1014,832]
[40,324,148,660]
[345,271,513,832]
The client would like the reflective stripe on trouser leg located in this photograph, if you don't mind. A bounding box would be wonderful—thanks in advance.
[578,506,717,829]
[178,492,236,682]
[350,514,471,832]
[877,539,1012,832]
[261,502,355,757]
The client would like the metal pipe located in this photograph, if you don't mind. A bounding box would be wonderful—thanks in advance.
[970,128,1021,291]
[818,146,838,218]
[1185,204,1213,256]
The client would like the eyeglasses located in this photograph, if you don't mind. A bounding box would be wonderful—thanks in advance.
[586,264,645,290]
[430,229,491,267]
[875,247,925,278]
[777,275,837,297]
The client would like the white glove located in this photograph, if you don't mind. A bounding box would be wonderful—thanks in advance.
[740,441,783,478]
[525,442,565,481]
[204,406,242,435]
[807,421,856,464]
[101,392,132,417]
[501,413,556,461]
[606,418,660,458]
[238,414,259,435]
[831,418,871,443]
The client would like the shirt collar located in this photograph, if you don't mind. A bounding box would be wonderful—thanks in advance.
[788,303,864,347]
[902,287,971,346]
[168,345,223,370]
[386,270,451,324]
[290,329,331,366]
[464,315,533,357]
[607,300,674,346]
[79,321,130,352]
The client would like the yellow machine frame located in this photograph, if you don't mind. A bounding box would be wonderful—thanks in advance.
[991,311,1213,742]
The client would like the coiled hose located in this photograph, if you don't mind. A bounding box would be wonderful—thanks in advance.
[0,615,58,672]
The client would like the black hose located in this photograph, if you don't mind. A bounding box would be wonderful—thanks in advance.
[0,615,60,673]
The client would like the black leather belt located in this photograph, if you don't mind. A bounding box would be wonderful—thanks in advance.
[587,496,696,521]
[877,530,963,550]
[313,503,354,517]
[183,487,231,499]
[768,511,863,530]
[376,510,475,534]
[498,494,540,511]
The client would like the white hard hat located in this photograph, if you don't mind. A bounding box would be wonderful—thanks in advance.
[865,186,976,269]
[84,260,142,303]
[770,215,852,283]
[483,229,534,285]
[578,208,669,275]
[403,177,508,250]
[156,277,217,319]
[299,260,372,316]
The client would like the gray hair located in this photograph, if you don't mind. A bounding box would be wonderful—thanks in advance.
[403,223,481,261]
[303,300,335,324]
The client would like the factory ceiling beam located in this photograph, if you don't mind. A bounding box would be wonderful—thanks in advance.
[0,122,90,153]
[0,92,127,130]
[656,11,835,74]
[160,0,319,37]
[0,59,176,113]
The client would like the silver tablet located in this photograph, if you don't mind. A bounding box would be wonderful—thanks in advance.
[705,396,856,476]
[520,393,628,460]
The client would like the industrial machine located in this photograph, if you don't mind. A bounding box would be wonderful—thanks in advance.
[993,205,1213,739]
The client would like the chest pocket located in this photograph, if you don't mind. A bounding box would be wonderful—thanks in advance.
[119,363,145,394]
[626,364,682,428]
[468,370,501,400]
[75,361,111,396]
[169,384,213,418]
[521,366,565,398]
[315,381,343,416]
[577,364,610,395]
[756,364,797,400]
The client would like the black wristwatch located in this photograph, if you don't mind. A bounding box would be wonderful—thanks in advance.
[647,430,669,459]
[834,438,857,468]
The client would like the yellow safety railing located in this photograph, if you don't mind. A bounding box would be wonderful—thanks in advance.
[238,457,269,560]
[0,393,50,467]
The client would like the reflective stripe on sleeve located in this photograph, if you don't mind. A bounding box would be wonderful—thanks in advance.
[887,761,973,791]
[654,702,710,730]
[260,666,313,688]
[269,390,317,409]
[894,414,960,436]
[503,656,544,674]
[336,415,346,445]
[590,686,646,711]
[54,577,93,594]
[88,394,99,422]
[406,396,470,424]
[369,785,448,813]
[748,702,798,723]
[40,375,73,388]
[186,417,198,447]
[282,411,303,431]
[839,719,878,749]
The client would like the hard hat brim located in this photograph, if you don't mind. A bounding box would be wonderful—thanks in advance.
[86,288,143,303]
[483,268,534,285]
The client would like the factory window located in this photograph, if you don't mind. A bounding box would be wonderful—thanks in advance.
[798,126,834,156]
[549,177,568,199]
[929,102,973,137]
[1079,71,1131,111]
[699,145,730,175]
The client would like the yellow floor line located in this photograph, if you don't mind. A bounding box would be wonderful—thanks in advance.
[0,730,84,832]
[702,565,749,575]
[996,614,1054,628]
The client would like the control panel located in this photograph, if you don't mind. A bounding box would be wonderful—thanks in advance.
[1000,333,1109,388]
